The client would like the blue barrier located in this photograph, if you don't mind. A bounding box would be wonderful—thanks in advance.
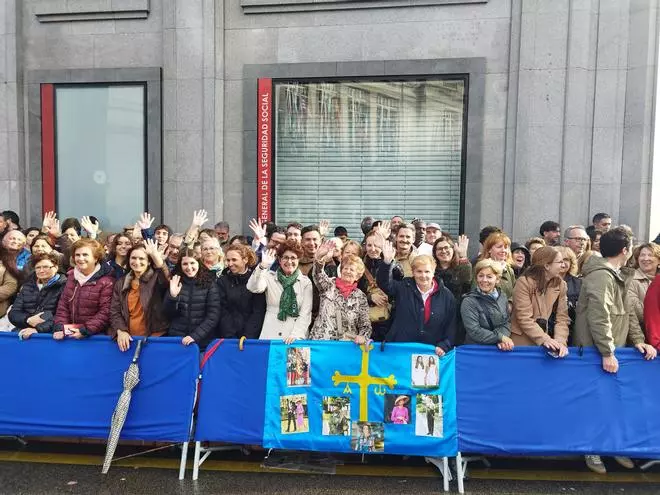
[195,339,458,457]
[457,345,660,458]
[0,334,198,441]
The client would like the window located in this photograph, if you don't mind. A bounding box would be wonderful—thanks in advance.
[274,79,466,237]
[54,85,146,232]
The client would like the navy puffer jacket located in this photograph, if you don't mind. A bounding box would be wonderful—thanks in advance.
[377,261,457,350]
[163,275,220,349]
[8,273,67,332]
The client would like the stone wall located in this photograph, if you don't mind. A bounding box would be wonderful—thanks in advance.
[0,0,655,241]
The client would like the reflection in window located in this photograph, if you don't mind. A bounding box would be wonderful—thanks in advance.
[55,85,145,232]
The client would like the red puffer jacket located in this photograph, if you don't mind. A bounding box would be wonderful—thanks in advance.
[54,263,115,336]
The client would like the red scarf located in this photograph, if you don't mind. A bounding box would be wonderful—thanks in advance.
[422,280,440,324]
[335,278,358,299]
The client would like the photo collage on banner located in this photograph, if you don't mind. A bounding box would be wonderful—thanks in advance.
[263,341,456,457]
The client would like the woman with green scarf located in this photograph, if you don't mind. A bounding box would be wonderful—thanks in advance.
[247,239,313,343]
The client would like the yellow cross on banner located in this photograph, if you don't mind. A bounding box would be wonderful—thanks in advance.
[332,343,397,422]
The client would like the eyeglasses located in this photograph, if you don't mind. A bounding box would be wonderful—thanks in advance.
[567,237,589,242]
[436,246,452,252]
[280,256,298,262]
[34,265,56,271]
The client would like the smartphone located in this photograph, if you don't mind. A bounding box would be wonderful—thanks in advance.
[64,328,75,336]
[546,350,560,359]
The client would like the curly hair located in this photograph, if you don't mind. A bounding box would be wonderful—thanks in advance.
[225,243,258,268]
[276,239,304,259]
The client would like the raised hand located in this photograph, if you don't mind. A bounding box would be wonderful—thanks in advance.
[169,274,183,297]
[261,248,277,269]
[80,216,99,239]
[455,234,469,259]
[137,212,155,230]
[376,220,391,239]
[192,209,208,228]
[144,238,164,267]
[42,211,61,236]
[249,218,267,241]
[380,236,395,264]
[315,240,335,262]
[319,219,330,238]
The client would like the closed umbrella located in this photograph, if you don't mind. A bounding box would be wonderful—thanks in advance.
[102,339,145,474]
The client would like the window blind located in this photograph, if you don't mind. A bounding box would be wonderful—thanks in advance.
[274,79,465,238]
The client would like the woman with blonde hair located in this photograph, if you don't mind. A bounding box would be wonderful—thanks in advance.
[217,243,266,339]
[627,242,660,331]
[510,246,570,356]
[309,241,371,342]
[477,232,516,299]
[461,258,512,349]
[378,245,457,354]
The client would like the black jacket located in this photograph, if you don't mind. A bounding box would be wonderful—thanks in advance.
[377,262,457,350]
[8,273,67,332]
[217,268,266,339]
[163,276,221,349]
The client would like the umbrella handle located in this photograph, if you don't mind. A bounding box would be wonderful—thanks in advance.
[132,339,144,363]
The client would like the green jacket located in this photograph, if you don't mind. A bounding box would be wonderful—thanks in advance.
[574,256,645,356]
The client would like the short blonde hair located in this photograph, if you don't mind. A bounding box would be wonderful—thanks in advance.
[341,254,365,277]
[411,254,437,271]
[474,258,503,278]
[555,245,578,276]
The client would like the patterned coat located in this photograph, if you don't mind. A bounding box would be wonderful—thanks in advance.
[309,261,372,341]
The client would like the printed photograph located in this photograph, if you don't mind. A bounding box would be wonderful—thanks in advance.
[321,396,351,436]
[351,422,385,453]
[411,354,440,388]
[286,347,311,387]
[280,394,309,434]
[384,394,412,425]
[415,394,443,437]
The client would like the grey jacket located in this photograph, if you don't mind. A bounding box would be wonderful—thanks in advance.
[461,289,510,345]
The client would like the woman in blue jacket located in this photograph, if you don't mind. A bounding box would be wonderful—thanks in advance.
[377,238,457,355]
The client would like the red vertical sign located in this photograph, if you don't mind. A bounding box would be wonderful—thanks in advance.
[41,84,56,213]
[257,78,272,223]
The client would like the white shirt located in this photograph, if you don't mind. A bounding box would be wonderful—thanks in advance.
[417,284,434,304]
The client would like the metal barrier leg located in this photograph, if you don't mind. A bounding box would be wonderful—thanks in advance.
[178,441,188,480]
[640,460,660,471]
[456,452,465,494]
[424,456,452,491]
[192,441,202,481]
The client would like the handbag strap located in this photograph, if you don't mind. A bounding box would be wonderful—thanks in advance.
[363,267,377,289]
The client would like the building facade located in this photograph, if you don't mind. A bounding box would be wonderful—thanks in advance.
[0,0,657,241]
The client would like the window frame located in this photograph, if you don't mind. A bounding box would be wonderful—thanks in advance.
[270,74,470,235]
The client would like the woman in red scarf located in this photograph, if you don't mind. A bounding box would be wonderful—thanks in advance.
[309,241,371,342]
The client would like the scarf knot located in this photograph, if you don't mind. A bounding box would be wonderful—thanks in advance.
[335,277,357,299]
[277,269,300,321]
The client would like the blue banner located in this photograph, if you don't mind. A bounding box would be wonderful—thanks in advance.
[457,345,660,458]
[195,339,271,444]
[195,340,457,456]
[0,334,198,441]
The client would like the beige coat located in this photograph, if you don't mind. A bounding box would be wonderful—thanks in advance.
[0,262,18,318]
[627,268,655,330]
[510,275,570,347]
[246,266,313,341]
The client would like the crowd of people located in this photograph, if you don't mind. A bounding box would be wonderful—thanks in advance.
[0,209,659,473]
